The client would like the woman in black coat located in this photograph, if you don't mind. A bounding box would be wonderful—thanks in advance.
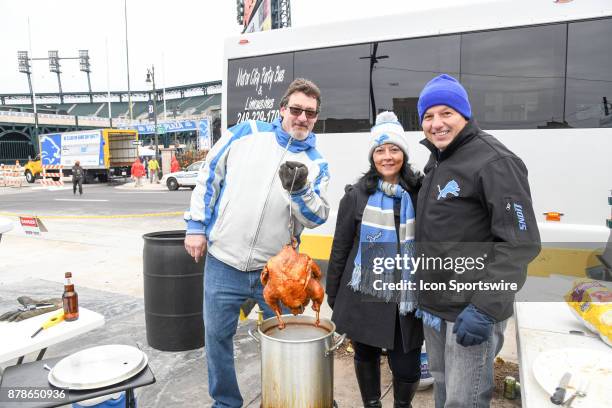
[326,112,423,408]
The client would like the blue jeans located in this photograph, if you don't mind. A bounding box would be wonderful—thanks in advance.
[204,253,276,408]
[424,318,507,408]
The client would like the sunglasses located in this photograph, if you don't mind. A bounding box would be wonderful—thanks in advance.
[287,106,319,119]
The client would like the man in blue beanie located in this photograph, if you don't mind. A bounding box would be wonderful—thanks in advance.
[414,74,541,407]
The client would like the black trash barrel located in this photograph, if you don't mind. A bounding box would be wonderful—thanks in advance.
[143,230,204,351]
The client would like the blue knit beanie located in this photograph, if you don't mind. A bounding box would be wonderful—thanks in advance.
[417,74,471,123]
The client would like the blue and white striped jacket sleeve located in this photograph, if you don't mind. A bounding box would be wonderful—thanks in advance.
[184,122,250,235]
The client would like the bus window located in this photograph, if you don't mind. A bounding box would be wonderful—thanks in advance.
[566,17,612,129]
[461,24,566,129]
[373,35,460,131]
[294,44,371,133]
[227,52,294,128]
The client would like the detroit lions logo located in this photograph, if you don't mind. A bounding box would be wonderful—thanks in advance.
[375,134,389,145]
[437,180,460,200]
[366,231,383,242]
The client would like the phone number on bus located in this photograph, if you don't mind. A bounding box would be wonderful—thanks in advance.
[237,109,280,124]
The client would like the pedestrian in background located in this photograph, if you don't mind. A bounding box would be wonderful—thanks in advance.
[131,158,145,187]
[171,156,180,173]
[72,161,85,195]
[148,157,160,183]
[326,112,423,408]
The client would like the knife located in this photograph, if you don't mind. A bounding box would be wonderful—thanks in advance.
[551,372,572,405]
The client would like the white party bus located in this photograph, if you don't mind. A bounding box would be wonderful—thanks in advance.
[222,0,612,276]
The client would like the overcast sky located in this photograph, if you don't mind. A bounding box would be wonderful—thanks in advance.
[0,0,492,95]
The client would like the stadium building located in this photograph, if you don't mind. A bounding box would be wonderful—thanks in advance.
[0,81,221,164]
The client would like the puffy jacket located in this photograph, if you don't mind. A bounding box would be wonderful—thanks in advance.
[415,120,541,322]
[148,159,159,171]
[131,161,145,178]
[185,118,330,271]
[171,158,180,173]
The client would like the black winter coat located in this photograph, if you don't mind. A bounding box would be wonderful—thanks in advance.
[326,180,423,352]
[416,120,541,322]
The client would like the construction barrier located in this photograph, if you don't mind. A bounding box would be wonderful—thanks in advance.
[0,164,25,188]
[40,165,65,186]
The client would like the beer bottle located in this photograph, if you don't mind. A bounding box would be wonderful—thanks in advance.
[62,272,79,321]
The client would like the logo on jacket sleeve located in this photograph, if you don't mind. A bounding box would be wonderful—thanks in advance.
[513,203,528,230]
[437,180,460,200]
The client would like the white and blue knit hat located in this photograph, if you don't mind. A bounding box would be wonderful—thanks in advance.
[369,111,409,159]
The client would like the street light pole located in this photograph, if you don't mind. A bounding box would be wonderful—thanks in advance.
[79,50,93,103]
[146,66,159,158]
[124,0,133,121]
[18,51,39,151]
[48,50,64,104]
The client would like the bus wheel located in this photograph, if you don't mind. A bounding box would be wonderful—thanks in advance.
[25,170,35,183]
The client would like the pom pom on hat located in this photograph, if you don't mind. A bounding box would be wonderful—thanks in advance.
[369,111,409,159]
[417,74,471,123]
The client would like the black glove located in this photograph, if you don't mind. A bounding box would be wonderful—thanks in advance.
[0,296,62,322]
[279,161,308,192]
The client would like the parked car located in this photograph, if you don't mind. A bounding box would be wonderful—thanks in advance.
[161,161,204,191]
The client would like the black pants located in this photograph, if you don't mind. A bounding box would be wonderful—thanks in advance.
[73,179,83,195]
[353,313,421,383]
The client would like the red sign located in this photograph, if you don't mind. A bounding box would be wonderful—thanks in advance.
[19,216,46,235]
[19,217,38,227]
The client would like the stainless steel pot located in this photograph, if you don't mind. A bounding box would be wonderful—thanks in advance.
[248,314,346,408]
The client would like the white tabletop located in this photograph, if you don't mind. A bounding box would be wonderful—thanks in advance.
[515,276,612,408]
[0,216,13,234]
[0,307,105,364]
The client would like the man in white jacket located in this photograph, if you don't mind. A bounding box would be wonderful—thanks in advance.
[184,78,330,408]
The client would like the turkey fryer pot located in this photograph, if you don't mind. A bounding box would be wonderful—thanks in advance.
[248,315,346,408]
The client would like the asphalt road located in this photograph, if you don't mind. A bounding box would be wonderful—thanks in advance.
[0,182,193,216]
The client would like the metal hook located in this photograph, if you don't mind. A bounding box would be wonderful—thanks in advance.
[287,167,298,242]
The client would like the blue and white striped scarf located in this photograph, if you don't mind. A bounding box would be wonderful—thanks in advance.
[349,180,416,315]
